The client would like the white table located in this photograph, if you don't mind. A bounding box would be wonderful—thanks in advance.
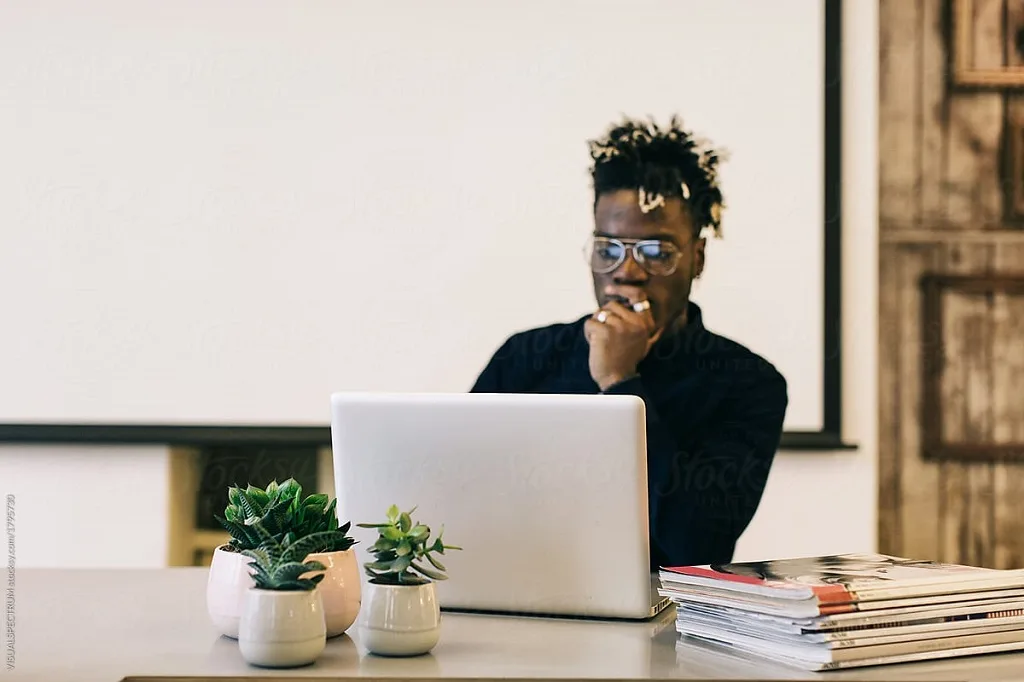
[8,568,1024,681]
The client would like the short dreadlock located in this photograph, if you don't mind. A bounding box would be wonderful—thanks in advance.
[587,115,726,238]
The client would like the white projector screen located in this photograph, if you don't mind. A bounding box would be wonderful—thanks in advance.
[0,0,840,444]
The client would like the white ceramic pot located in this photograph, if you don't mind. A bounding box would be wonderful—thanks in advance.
[358,581,441,657]
[206,545,255,638]
[238,588,326,668]
[304,549,361,638]
[207,544,361,639]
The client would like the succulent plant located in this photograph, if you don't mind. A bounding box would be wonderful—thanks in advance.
[241,522,338,591]
[215,478,356,554]
[356,505,461,585]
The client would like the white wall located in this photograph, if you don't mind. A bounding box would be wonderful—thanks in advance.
[1,0,826,433]
[734,0,879,562]
[0,446,170,567]
[0,0,878,568]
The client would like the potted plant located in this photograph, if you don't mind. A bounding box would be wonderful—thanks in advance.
[207,479,359,639]
[355,505,461,656]
[237,526,334,668]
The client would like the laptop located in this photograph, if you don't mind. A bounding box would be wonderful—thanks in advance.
[329,391,671,620]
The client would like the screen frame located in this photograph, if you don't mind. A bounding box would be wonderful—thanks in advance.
[0,0,853,451]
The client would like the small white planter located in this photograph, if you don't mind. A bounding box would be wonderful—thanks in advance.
[238,588,326,668]
[358,581,441,656]
[208,544,361,639]
[206,545,254,639]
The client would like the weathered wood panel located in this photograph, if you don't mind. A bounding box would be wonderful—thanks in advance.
[879,0,1024,568]
[934,0,1002,566]
[935,245,988,564]
[879,0,920,226]
[945,1,1004,224]
[919,0,946,224]
[877,244,902,553]
[992,240,1024,569]
[895,244,942,560]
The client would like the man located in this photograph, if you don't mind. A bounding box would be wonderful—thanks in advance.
[471,116,788,570]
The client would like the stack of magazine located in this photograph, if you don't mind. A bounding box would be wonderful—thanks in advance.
[659,553,1024,671]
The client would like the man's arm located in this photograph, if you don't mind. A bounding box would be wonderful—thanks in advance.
[470,348,505,393]
[603,370,788,567]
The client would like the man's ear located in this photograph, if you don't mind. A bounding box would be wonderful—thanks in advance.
[693,237,706,279]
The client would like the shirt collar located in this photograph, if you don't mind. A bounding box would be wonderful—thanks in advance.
[642,301,706,366]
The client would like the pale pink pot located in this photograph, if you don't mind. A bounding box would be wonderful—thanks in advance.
[304,549,361,638]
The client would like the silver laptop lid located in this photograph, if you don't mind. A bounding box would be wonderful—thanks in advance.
[330,392,655,619]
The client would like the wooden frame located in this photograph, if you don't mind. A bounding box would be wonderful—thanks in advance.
[921,274,1024,461]
[952,0,1024,87]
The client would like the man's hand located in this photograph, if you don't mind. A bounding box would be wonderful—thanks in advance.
[584,296,662,391]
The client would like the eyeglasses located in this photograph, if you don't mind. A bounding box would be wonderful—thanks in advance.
[583,236,685,276]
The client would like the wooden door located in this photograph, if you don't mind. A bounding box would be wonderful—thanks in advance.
[878,0,1024,569]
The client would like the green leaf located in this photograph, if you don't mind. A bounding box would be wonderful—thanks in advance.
[399,512,412,532]
[263,498,291,533]
[272,561,319,584]
[247,519,276,546]
[386,504,400,522]
[278,529,346,562]
[236,525,261,551]
[397,570,429,585]
[371,549,397,563]
[237,491,261,519]
[272,576,321,591]
[382,526,403,541]
[241,546,272,567]
[304,493,329,509]
[411,560,446,581]
[247,486,270,509]
[392,554,412,574]
[408,524,428,539]
[396,540,411,556]
[370,537,396,551]
[425,552,446,572]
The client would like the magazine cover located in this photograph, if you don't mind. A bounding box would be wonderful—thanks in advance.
[660,553,1024,604]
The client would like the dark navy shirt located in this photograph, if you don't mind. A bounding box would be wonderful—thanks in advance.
[470,302,788,570]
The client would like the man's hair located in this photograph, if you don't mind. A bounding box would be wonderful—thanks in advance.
[587,115,725,238]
